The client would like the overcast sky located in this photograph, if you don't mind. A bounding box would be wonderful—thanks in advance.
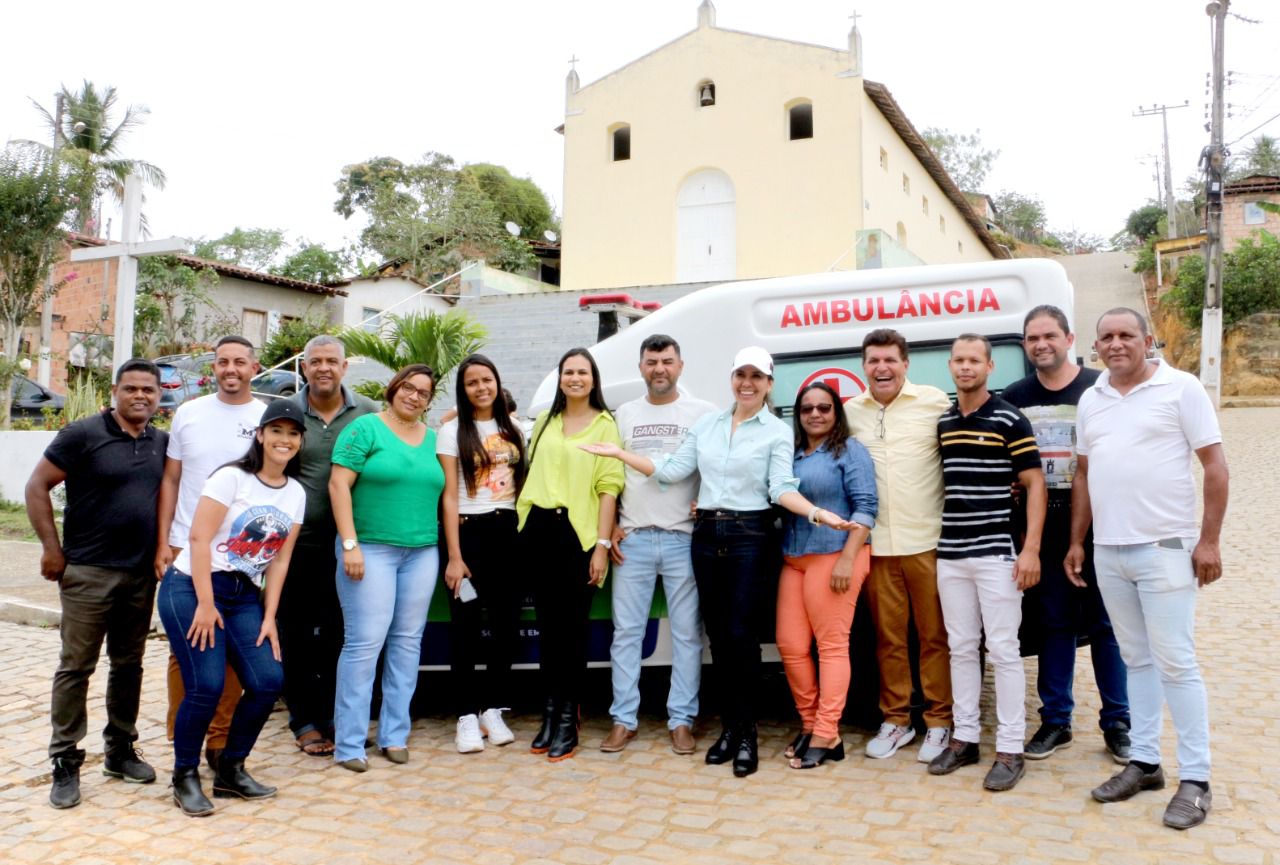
[2,0,1275,258]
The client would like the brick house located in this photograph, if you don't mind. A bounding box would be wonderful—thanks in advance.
[1222,174,1280,251]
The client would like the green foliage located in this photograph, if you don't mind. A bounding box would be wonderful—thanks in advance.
[338,310,487,399]
[992,191,1047,242]
[460,163,555,239]
[1132,242,1156,275]
[0,148,77,428]
[334,153,540,281]
[61,374,105,425]
[1165,230,1280,325]
[1125,204,1166,242]
[1040,234,1065,251]
[134,256,229,356]
[276,243,349,284]
[1229,134,1280,180]
[258,312,338,368]
[989,230,1019,251]
[1051,229,1106,254]
[921,127,1000,192]
[192,227,286,271]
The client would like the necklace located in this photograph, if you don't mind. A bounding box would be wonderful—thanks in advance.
[383,409,419,429]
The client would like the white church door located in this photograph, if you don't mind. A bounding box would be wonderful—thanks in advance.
[676,169,736,283]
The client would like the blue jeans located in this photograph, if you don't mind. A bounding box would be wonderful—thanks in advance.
[1034,511,1129,731]
[157,568,284,770]
[608,528,703,731]
[1095,542,1210,781]
[333,542,438,762]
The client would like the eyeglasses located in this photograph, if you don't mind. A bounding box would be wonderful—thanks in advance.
[397,384,433,402]
[798,403,835,415]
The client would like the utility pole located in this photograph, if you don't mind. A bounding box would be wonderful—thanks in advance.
[1133,101,1189,239]
[36,94,65,389]
[1200,0,1229,408]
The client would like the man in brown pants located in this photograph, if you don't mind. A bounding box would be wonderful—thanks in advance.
[845,328,953,762]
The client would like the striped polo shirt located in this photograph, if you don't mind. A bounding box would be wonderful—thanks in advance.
[936,395,1041,560]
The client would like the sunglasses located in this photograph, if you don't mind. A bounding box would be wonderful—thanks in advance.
[798,403,835,415]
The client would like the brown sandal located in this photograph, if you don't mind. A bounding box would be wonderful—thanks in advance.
[296,730,335,756]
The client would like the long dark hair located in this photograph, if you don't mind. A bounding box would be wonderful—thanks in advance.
[223,421,304,479]
[531,347,610,459]
[454,354,527,498]
[792,382,850,458]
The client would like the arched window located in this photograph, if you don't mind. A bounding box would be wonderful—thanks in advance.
[786,99,813,140]
[697,79,716,107]
[609,123,631,161]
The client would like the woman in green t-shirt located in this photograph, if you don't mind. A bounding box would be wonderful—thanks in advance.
[328,363,445,772]
[516,348,625,762]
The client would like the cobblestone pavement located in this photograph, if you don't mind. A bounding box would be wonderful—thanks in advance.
[0,408,1276,865]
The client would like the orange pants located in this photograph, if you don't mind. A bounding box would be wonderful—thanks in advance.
[865,550,953,727]
[776,547,871,739]
[166,653,241,750]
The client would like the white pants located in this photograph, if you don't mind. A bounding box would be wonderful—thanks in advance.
[937,556,1026,754]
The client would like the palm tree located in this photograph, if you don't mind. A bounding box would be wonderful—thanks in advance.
[339,309,487,401]
[30,81,166,235]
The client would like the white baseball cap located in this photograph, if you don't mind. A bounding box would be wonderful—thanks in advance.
[730,346,774,376]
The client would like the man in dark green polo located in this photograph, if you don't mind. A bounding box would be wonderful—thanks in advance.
[280,335,377,756]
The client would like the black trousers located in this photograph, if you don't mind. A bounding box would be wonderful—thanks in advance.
[448,509,521,715]
[50,563,155,758]
[521,506,595,704]
[691,510,777,730]
[277,541,345,737]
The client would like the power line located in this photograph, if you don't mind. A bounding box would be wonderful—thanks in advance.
[1227,108,1280,147]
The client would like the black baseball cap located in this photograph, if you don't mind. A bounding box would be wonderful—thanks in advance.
[259,398,306,430]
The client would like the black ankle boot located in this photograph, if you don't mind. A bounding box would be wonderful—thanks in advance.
[705,725,736,765]
[212,755,277,800]
[530,697,556,754]
[172,766,214,816]
[547,701,579,761]
[733,725,759,778]
[49,750,84,809]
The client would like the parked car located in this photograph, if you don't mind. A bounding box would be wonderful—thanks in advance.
[250,368,301,398]
[10,375,65,421]
[154,352,301,401]
[155,364,205,414]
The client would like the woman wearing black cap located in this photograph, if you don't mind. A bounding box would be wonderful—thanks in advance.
[157,399,307,816]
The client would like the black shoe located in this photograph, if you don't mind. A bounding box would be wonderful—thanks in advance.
[172,766,214,817]
[705,726,736,765]
[530,698,556,754]
[103,745,156,784]
[927,739,980,776]
[1163,781,1212,829]
[212,756,277,800]
[547,702,579,762]
[732,726,758,778]
[793,740,845,770]
[1103,724,1132,764]
[983,752,1026,791]
[784,731,812,760]
[204,746,222,773]
[1024,723,1073,760]
[1091,763,1166,803]
[49,750,84,809]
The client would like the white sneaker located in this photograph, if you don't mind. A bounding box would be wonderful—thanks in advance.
[865,723,916,759]
[456,714,485,753]
[916,726,951,763]
[479,707,515,746]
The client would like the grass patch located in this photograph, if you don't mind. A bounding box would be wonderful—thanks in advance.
[0,500,38,542]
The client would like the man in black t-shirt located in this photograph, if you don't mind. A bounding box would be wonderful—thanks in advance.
[1002,305,1130,764]
[25,359,168,809]
[927,334,1046,793]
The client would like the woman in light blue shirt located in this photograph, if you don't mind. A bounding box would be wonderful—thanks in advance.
[777,382,877,769]
[582,347,855,778]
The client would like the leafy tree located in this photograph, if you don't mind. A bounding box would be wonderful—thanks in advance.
[338,310,486,401]
[921,127,1000,192]
[28,81,165,235]
[1125,204,1166,242]
[0,149,77,427]
[276,243,350,284]
[992,191,1047,242]
[334,153,538,282]
[133,256,233,356]
[1166,230,1280,325]
[192,227,286,271]
[460,163,555,239]
[1051,229,1106,254]
[258,311,338,368]
[1229,134,1280,180]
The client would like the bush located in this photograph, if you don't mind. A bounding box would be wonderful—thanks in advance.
[1165,230,1280,325]
[259,312,338,369]
[1132,242,1156,275]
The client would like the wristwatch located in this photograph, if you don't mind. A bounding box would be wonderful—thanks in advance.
[342,538,358,552]
[596,538,613,550]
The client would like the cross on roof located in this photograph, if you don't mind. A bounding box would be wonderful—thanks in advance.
[849,10,862,27]
[568,54,579,71]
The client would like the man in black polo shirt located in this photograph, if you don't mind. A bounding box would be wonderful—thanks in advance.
[1002,305,1130,764]
[926,334,1046,792]
[26,359,169,809]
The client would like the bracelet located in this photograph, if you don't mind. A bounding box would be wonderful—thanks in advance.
[808,506,822,525]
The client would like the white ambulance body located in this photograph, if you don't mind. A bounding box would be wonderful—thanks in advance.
[529,258,1075,415]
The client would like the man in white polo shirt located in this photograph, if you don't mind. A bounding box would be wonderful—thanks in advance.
[1067,308,1229,831]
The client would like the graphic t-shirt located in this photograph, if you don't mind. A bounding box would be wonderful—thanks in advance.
[1001,367,1100,499]
[166,393,266,547]
[614,395,717,533]
[436,417,523,514]
[173,467,305,588]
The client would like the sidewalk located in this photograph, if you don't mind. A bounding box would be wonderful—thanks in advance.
[0,408,1276,865]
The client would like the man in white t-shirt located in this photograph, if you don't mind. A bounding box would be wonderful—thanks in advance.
[1066,308,1229,831]
[154,335,267,770]
[600,335,716,756]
